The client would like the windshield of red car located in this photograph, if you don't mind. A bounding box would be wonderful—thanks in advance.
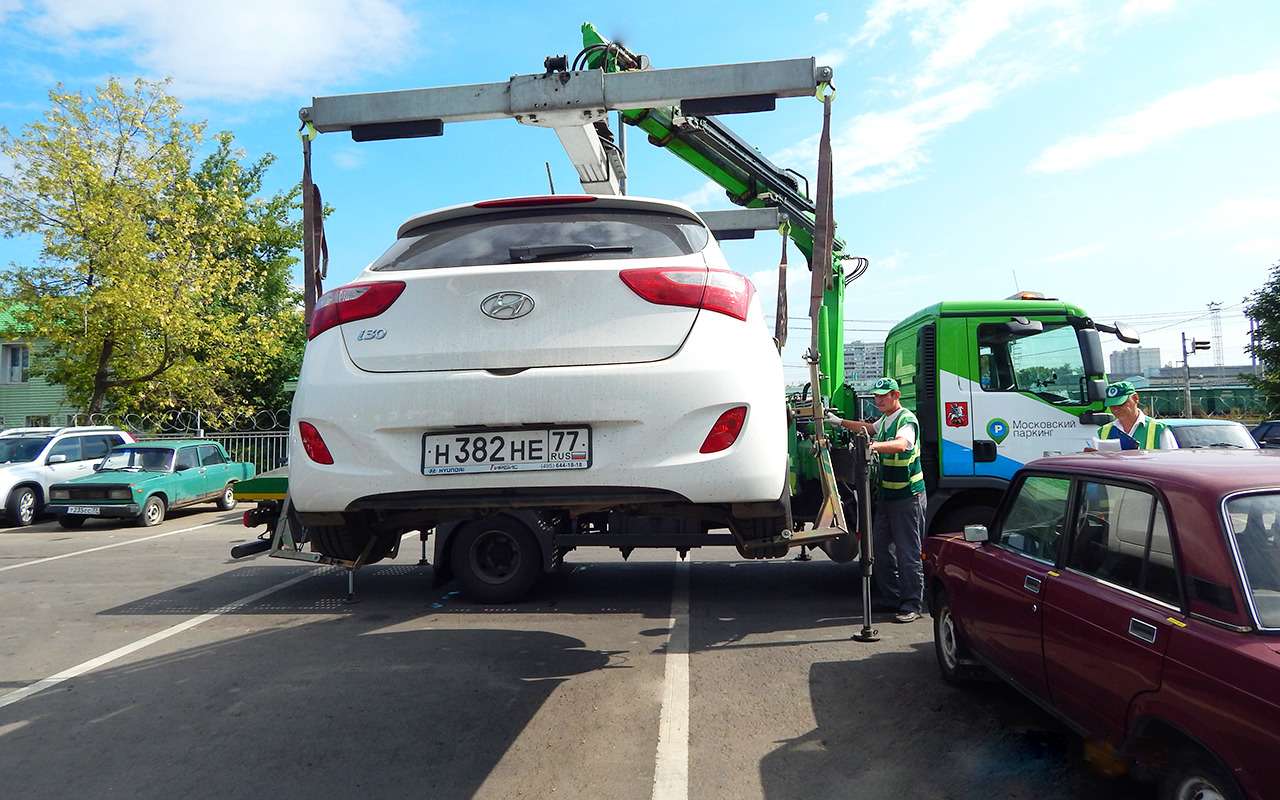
[1225,494,1280,629]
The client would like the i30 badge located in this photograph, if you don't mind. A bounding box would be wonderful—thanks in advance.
[480,291,535,320]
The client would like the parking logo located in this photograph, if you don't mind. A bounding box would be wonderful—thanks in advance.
[986,418,1010,444]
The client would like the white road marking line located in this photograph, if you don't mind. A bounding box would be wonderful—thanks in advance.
[0,566,326,710]
[652,557,691,800]
[0,516,240,573]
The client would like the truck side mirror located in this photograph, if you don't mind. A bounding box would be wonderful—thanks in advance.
[1113,322,1140,344]
[963,524,990,543]
[1086,379,1107,402]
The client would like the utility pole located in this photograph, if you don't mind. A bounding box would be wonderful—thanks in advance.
[1182,332,1212,416]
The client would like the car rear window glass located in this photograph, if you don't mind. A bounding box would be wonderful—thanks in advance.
[175,447,200,471]
[48,437,82,462]
[1225,494,1280,628]
[1170,424,1258,450]
[999,476,1071,562]
[198,445,225,466]
[1068,483,1154,594]
[371,208,711,271]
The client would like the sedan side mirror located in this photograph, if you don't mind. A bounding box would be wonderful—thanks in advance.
[963,524,990,543]
[92,463,102,471]
[47,454,67,464]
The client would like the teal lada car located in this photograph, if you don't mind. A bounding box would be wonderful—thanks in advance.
[47,440,256,528]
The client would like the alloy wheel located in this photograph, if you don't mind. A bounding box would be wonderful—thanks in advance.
[1174,777,1226,800]
[19,491,35,525]
[939,607,959,671]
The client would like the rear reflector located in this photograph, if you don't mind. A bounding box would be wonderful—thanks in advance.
[298,421,334,465]
[619,267,755,321]
[474,195,597,208]
[308,281,406,340]
[700,406,749,454]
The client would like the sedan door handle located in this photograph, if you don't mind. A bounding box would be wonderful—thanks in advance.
[1023,575,1042,594]
[1128,618,1158,644]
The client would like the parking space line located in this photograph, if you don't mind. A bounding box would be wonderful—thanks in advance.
[652,557,690,800]
[0,515,239,573]
[0,565,327,710]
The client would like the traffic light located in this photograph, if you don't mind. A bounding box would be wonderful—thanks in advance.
[1191,339,1211,353]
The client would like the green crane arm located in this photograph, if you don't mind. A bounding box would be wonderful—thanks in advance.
[580,23,857,409]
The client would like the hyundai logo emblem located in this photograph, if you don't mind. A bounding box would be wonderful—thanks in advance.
[480,291,535,320]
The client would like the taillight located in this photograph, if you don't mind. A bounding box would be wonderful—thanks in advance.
[308,281,406,340]
[700,406,748,454]
[298,421,334,465]
[619,267,754,321]
[473,195,597,208]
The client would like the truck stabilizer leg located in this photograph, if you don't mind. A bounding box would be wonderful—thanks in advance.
[850,432,880,643]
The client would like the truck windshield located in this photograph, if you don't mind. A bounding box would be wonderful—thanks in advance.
[1224,494,1280,629]
[99,448,173,472]
[0,436,51,463]
[978,323,1087,405]
[371,208,710,271]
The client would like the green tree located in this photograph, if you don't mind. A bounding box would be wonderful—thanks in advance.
[1245,259,1280,415]
[0,78,303,414]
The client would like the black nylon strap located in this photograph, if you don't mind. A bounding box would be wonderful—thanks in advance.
[774,227,788,351]
[809,92,835,351]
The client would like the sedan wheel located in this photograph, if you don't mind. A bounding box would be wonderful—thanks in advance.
[937,606,960,672]
[216,485,237,511]
[138,496,166,528]
[1160,749,1242,800]
[1172,778,1226,800]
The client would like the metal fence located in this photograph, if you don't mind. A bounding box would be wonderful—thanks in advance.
[146,431,289,473]
[68,409,291,474]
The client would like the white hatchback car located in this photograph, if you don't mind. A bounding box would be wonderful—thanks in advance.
[0,426,135,526]
[290,195,787,599]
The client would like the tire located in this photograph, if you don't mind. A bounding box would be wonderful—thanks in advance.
[58,515,86,530]
[1158,748,1243,800]
[308,522,395,565]
[933,587,983,685]
[931,504,995,537]
[450,516,542,603]
[137,496,166,527]
[216,483,237,511]
[6,486,38,527]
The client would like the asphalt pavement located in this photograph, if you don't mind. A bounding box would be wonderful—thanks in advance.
[0,509,1153,799]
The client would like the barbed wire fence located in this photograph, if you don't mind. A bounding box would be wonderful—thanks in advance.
[70,409,291,473]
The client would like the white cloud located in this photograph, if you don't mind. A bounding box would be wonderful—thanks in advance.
[1234,239,1280,257]
[330,148,367,171]
[815,11,830,23]
[1041,242,1104,263]
[1208,193,1280,230]
[1119,0,1175,25]
[0,0,22,25]
[22,0,418,102]
[1031,66,1280,173]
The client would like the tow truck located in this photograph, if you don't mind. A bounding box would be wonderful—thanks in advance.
[232,25,1129,614]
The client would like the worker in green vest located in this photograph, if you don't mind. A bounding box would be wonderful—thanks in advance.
[1094,381,1178,450]
[826,377,926,623]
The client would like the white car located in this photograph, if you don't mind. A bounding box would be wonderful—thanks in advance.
[290,195,787,599]
[0,426,135,526]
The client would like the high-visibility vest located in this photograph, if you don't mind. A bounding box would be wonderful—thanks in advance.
[1098,417,1170,450]
[876,408,926,499]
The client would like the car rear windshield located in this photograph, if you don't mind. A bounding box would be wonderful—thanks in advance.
[1171,424,1258,449]
[371,208,711,271]
[0,436,50,463]
[1224,494,1280,628]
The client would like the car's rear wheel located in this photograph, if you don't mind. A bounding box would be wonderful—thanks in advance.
[308,522,396,565]
[6,487,37,527]
[451,516,541,604]
[137,496,166,527]
[216,484,237,511]
[933,587,983,684]
[58,515,86,529]
[1159,748,1242,800]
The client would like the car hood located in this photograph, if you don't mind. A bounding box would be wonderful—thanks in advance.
[54,471,169,487]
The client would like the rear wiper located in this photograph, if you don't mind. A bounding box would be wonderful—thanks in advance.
[508,244,633,262]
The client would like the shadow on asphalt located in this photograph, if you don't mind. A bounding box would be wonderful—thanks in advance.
[0,619,613,800]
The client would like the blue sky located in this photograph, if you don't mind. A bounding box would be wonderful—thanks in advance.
[1,0,1276,383]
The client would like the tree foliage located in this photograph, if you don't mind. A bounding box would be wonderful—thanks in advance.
[1245,259,1280,415]
[0,78,303,414]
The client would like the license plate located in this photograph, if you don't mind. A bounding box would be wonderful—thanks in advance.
[66,505,100,515]
[422,427,591,475]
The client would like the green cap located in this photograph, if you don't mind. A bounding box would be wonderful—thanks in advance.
[871,377,900,395]
[1104,380,1137,407]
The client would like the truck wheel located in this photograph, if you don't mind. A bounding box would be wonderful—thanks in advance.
[933,587,983,685]
[216,484,237,511]
[58,515,86,530]
[308,523,395,565]
[138,496,166,527]
[6,486,38,527]
[931,504,994,537]
[1158,747,1242,800]
[450,517,541,603]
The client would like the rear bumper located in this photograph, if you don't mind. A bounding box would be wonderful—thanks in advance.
[289,310,787,514]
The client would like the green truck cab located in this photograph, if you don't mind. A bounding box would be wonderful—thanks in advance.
[47,440,255,528]
[880,295,1133,534]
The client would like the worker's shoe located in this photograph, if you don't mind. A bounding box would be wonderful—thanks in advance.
[893,610,921,624]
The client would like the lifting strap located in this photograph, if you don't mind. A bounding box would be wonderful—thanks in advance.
[300,122,329,325]
[774,219,790,352]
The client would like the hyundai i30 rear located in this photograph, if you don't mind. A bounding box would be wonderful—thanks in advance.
[290,195,787,575]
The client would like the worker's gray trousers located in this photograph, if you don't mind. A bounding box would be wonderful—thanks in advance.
[872,492,926,614]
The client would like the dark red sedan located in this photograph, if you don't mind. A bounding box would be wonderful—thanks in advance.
[924,449,1280,800]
